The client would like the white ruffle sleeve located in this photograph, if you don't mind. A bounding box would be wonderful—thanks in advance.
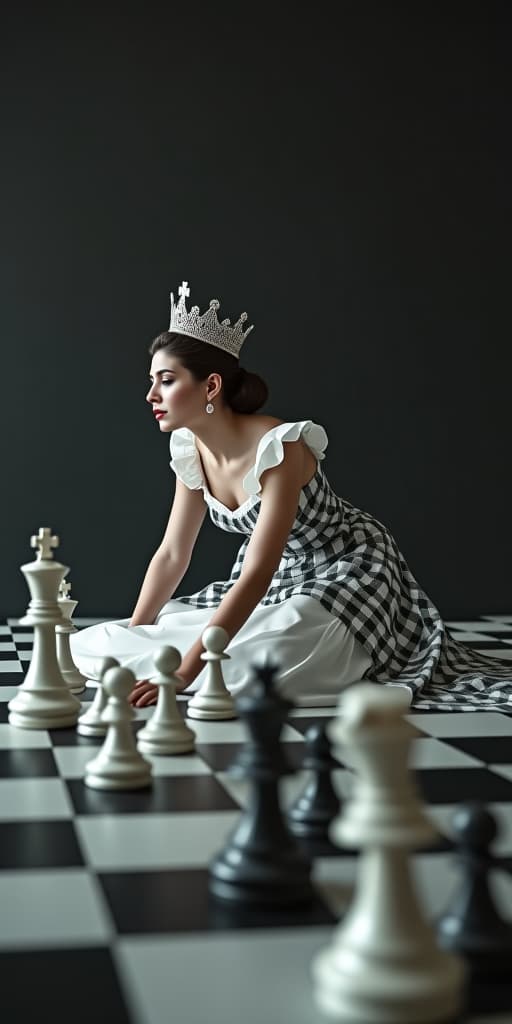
[169,428,204,491]
[169,420,328,496]
[242,420,328,496]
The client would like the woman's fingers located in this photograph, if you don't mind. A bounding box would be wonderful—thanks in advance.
[128,680,154,705]
[134,685,158,707]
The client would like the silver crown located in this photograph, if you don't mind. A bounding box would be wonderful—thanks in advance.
[169,281,254,359]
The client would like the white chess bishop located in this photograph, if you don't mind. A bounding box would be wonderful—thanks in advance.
[312,682,465,1024]
[56,579,88,694]
[8,528,81,730]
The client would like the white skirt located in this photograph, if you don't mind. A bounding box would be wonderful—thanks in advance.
[70,594,373,707]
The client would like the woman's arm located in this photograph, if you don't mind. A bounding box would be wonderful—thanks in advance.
[130,480,207,626]
[129,551,190,627]
[131,440,307,705]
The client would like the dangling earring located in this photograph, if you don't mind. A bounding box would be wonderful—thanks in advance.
[206,402,214,414]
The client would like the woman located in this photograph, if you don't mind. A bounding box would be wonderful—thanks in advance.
[71,281,512,711]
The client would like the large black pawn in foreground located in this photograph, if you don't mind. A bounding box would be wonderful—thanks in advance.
[287,720,341,841]
[208,661,314,906]
[437,801,512,976]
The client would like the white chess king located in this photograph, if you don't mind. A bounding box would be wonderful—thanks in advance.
[8,528,81,730]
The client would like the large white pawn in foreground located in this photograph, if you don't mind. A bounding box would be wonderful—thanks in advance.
[137,646,196,755]
[56,579,88,694]
[312,682,465,1024]
[77,657,119,737]
[8,528,81,730]
[187,625,237,720]
[84,665,152,790]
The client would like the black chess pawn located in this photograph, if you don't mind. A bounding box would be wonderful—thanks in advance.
[437,801,512,976]
[208,660,314,906]
[287,721,341,841]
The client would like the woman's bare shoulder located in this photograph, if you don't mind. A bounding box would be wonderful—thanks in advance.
[247,414,286,437]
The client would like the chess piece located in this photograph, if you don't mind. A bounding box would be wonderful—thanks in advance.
[312,682,465,1023]
[287,721,341,841]
[137,646,196,755]
[77,657,119,737]
[209,660,313,906]
[56,579,88,694]
[187,625,237,720]
[84,665,152,790]
[437,801,512,975]
[8,528,81,730]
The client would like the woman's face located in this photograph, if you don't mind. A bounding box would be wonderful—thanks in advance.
[146,353,203,432]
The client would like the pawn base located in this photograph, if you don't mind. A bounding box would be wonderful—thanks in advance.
[84,769,152,791]
[209,842,313,907]
[77,719,108,738]
[137,729,195,756]
[187,696,237,721]
[61,669,87,695]
[84,750,152,791]
[287,815,333,840]
[8,688,81,730]
[209,871,314,907]
[312,943,465,1023]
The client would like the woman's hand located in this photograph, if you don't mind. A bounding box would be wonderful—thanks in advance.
[128,680,158,707]
[128,674,188,708]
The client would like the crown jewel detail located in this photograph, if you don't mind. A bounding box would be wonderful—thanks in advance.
[169,281,254,359]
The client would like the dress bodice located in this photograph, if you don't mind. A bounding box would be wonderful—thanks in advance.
[169,420,329,522]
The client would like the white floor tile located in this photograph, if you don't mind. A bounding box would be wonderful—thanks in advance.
[405,712,512,737]
[0,643,16,653]
[0,869,112,948]
[0,778,73,821]
[76,811,240,870]
[449,631,498,642]
[0,688,22,702]
[489,764,512,783]
[446,621,510,632]
[0,663,22,674]
[0,724,51,749]
[116,926,334,1024]
[410,737,484,769]
[53,746,211,779]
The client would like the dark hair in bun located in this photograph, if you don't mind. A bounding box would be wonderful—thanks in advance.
[148,332,268,414]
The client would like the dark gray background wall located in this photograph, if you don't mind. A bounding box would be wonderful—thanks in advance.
[1,4,510,621]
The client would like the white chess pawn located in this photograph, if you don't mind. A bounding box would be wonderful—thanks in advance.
[137,646,196,755]
[56,579,88,694]
[187,625,237,721]
[77,657,119,737]
[8,528,81,730]
[312,682,465,1024]
[84,665,152,790]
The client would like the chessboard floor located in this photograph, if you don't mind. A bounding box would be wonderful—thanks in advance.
[1,615,512,1024]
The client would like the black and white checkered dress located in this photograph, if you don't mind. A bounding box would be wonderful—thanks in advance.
[170,420,512,712]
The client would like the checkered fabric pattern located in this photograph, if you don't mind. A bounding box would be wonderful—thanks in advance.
[170,424,512,713]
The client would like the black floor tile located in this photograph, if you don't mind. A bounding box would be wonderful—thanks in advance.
[445,736,512,764]
[0,820,84,868]
[415,767,512,804]
[99,867,336,935]
[0,947,132,1023]
[0,748,58,778]
[66,773,240,815]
